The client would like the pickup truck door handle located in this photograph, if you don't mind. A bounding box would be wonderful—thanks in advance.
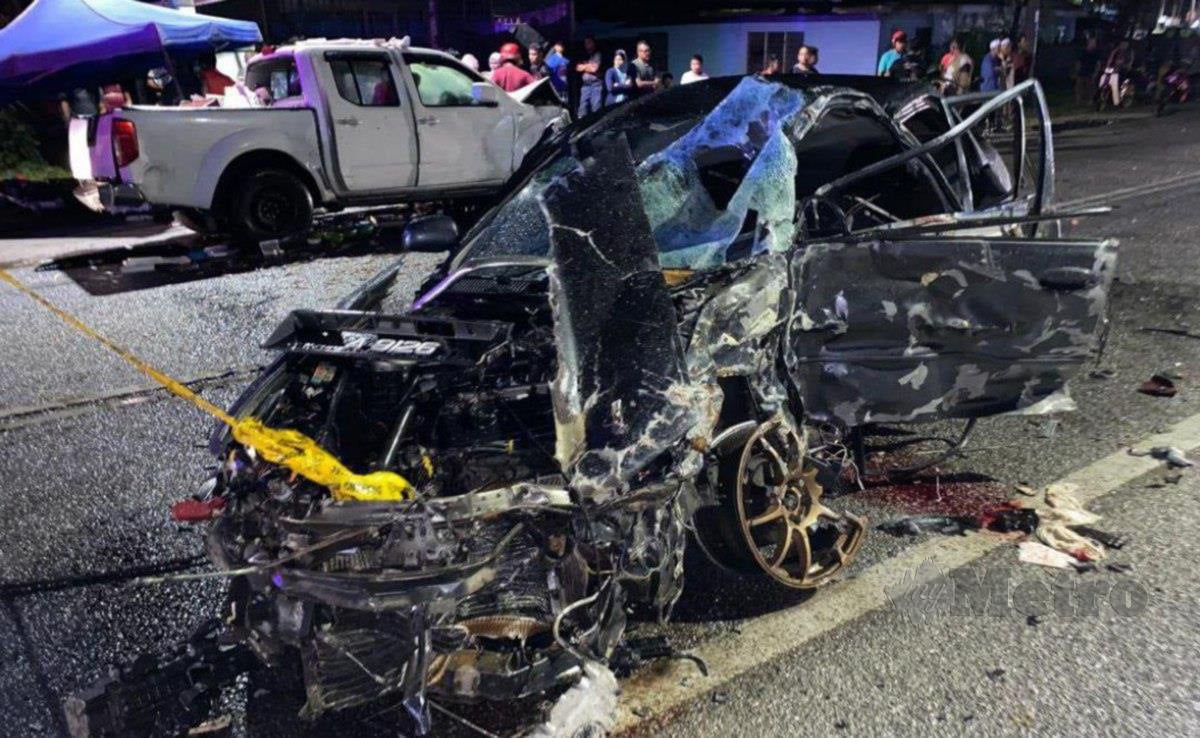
[334,117,359,127]
[417,116,439,126]
[1038,266,1097,291]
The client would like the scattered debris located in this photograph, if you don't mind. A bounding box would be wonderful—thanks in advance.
[833,718,849,730]
[712,691,731,705]
[876,515,976,537]
[186,715,233,737]
[1139,326,1200,341]
[1025,614,1043,627]
[1036,418,1062,439]
[1036,486,1106,562]
[1129,445,1195,468]
[979,502,1039,534]
[526,662,618,738]
[1087,367,1116,380]
[1073,526,1128,550]
[169,497,226,522]
[1138,374,1178,398]
[985,668,1007,682]
[1019,540,1079,569]
[1014,482,1039,496]
[1106,562,1134,574]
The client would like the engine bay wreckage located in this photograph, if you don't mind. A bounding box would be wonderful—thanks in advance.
[67,75,1117,736]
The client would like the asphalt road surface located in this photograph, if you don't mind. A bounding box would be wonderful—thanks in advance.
[2,108,1200,738]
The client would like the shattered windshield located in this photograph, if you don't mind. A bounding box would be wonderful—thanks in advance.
[456,77,812,271]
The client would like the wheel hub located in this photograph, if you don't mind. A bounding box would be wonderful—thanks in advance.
[733,417,865,589]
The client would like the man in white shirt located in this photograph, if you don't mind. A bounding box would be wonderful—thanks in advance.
[680,54,709,84]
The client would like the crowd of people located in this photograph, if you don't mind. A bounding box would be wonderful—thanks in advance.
[473,36,682,117]
[468,35,827,117]
[876,29,1032,95]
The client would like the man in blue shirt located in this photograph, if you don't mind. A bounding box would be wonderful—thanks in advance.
[545,41,570,100]
[878,30,907,76]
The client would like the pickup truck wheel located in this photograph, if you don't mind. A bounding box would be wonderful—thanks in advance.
[229,169,313,244]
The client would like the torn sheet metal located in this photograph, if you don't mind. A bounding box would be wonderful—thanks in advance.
[539,135,705,502]
[788,236,1117,427]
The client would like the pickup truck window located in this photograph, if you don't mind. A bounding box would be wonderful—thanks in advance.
[328,55,400,107]
[406,58,479,107]
[246,57,301,103]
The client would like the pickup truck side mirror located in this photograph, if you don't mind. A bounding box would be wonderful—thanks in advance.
[472,82,501,107]
[403,214,459,252]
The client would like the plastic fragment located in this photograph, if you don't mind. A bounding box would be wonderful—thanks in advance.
[171,497,226,522]
[1018,540,1077,569]
[1138,374,1177,397]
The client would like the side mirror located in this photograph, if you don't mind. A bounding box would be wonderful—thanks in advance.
[403,214,459,252]
[472,82,501,106]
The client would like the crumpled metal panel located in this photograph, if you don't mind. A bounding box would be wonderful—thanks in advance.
[539,136,706,502]
[682,256,792,441]
[637,77,808,270]
[787,237,1117,426]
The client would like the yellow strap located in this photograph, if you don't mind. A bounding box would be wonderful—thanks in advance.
[0,268,413,501]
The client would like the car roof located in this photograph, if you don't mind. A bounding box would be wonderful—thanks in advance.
[253,38,452,64]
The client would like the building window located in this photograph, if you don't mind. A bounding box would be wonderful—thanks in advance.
[746,31,805,74]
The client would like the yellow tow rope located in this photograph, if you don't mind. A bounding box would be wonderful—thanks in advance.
[0,268,413,501]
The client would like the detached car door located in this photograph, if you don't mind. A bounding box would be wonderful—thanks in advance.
[788,236,1116,427]
[316,51,418,192]
[401,52,515,188]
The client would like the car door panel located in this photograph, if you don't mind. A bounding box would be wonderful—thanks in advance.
[402,55,514,188]
[787,236,1116,427]
[315,52,417,193]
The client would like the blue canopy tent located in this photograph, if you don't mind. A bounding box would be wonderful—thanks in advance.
[0,0,262,103]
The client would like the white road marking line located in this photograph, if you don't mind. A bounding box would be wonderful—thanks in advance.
[1058,170,1200,210]
[615,410,1200,734]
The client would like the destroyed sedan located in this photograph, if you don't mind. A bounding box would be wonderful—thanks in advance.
[68,74,1115,736]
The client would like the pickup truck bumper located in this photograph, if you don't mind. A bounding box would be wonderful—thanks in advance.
[96,181,146,209]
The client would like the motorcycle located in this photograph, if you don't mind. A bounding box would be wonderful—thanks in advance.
[1155,61,1192,115]
[1096,66,1136,110]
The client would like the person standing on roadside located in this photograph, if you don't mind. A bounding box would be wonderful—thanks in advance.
[879,30,907,76]
[793,45,819,75]
[939,37,973,92]
[491,42,535,92]
[980,39,1003,92]
[1074,35,1102,104]
[528,43,550,82]
[545,41,569,98]
[605,49,634,105]
[1013,34,1033,83]
[999,38,1015,89]
[631,41,660,97]
[576,36,604,116]
[680,54,709,84]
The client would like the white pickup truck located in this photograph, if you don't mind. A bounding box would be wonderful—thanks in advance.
[70,39,564,241]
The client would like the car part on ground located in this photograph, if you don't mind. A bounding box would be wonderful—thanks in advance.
[64,75,1115,736]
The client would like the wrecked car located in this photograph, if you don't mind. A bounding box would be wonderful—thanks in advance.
[67,74,1115,736]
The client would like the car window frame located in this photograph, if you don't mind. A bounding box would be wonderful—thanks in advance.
[323,51,401,108]
[402,52,491,109]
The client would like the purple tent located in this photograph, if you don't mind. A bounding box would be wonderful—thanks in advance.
[0,0,261,102]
